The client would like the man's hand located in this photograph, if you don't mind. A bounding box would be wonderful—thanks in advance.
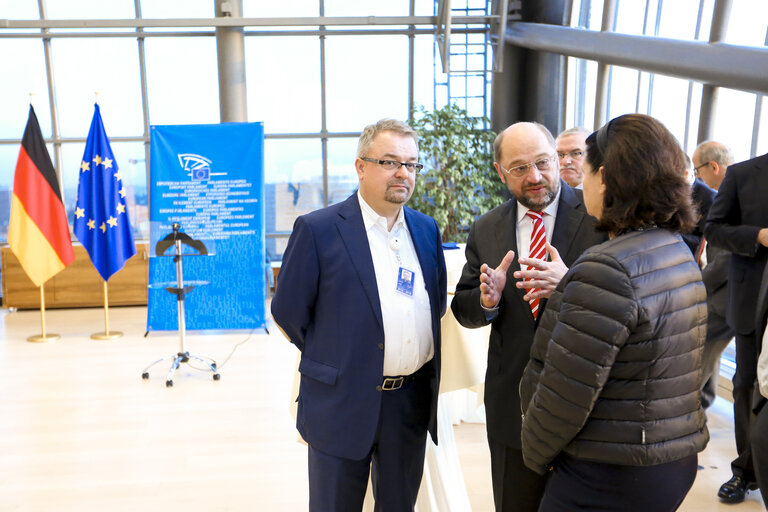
[759,228,768,248]
[480,250,515,309]
[514,243,568,301]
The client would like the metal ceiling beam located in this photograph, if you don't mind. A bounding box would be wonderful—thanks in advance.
[504,22,768,95]
[0,15,494,29]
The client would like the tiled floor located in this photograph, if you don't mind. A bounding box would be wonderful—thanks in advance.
[0,305,764,511]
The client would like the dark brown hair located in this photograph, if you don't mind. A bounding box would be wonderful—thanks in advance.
[585,114,697,235]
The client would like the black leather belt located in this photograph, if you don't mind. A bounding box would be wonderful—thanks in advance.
[381,363,433,391]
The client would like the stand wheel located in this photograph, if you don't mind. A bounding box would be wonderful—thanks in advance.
[213,373,221,381]
[166,380,173,387]
[141,372,149,379]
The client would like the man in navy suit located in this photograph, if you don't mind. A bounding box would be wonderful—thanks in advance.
[271,118,447,512]
[705,151,768,503]
[451,122,605,511]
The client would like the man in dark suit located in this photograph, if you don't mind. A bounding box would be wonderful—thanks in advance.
[271,119,447,511]
[451,122,605,512]
[705,151,768,504]
[691,141,735,408]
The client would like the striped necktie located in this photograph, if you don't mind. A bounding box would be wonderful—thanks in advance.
[526,211,546,319]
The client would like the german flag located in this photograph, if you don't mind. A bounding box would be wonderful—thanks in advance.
[8,106,74,287]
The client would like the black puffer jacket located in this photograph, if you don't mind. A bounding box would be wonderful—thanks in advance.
[520,228,709,475]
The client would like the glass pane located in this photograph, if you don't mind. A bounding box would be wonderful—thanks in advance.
[0,40,52,138]
[615,0,649,36]
[244,1,318,17]
[413,36,437,113]
[414,0,435,16]
[0,145,22,243]
[45,0,135,18]
[324,0,410,16]
[139,0,212,18]
[649,75,689,145]
[725,0,768,47]
[4,1,39,18]
[61,142,148,241]
[757,97,768,158]
[265,139,322,258]
[711,89,759,162]
[607,66,639,120]
[577,59,598,131]
[245,37,320,134]
[684,81,703,154]
[144,38,219,125]
[51,39,144,138]
[658,0,702,40]
[325,35,409,131]
[326,137,360,205]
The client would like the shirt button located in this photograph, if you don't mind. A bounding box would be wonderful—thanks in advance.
[376,385,382,392]
[378,343,384,350]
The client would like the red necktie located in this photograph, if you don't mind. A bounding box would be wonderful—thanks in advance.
[696,237,707,267]
[526,211,546,319]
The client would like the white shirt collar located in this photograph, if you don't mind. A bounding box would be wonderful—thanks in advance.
[357,191,407,234]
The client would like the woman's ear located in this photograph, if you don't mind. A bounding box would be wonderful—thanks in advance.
[598,166,607,194]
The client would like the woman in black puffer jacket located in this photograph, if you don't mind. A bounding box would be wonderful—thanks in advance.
[519,113,709,512]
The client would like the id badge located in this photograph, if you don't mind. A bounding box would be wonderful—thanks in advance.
[396,267,415,296]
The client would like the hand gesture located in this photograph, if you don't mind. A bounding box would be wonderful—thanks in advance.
[480,250,515,309]
[514,243,568,301]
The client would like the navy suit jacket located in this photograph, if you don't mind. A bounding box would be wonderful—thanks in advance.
[705,153,768,335]
[451,182,605,448]
[271,193,447,460]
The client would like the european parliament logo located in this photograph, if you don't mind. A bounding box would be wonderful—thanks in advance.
[178,153,211,181]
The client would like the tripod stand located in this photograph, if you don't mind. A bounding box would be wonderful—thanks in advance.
[141,223,220,387]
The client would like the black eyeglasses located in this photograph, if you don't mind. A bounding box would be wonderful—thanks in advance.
[693,162,710,175]
[361,157,424,173]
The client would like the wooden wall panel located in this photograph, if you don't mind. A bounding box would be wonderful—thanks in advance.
[1,243,149,309]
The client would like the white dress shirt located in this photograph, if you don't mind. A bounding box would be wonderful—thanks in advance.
[358,192,434,376]
[515,188,561,260]
[759,322,768,399]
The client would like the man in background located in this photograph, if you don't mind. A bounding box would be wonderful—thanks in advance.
[451,122,604,511]
[705,150,768,504]
[556,126,590,188]
[691,141,736,409]
[272,119,447,511]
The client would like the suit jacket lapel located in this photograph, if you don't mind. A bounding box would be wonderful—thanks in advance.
[404,208,437,308]
[336,195,384,331]
[550,183,586,262]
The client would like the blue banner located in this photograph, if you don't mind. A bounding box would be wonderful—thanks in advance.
[147,123,265,331]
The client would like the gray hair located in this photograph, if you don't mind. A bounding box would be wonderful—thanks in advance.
[493,122,556,163]
[357,119,418,158]
[557,126,591,141]
[695,140,734,168]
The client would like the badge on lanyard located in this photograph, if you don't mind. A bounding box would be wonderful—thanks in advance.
[396,267,415,296]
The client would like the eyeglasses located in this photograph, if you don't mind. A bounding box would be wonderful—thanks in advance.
[557,149,585,160]
[499,154,556,177]
[693,162,710,175]
[361,157,424,174]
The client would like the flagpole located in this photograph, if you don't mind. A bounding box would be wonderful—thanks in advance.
[91,280,122,340]
[27,283,60,343]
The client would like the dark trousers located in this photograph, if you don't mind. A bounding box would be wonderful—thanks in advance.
[538,453,698,512]
[487,435,548,512]
[700,314,734,408]
[307,374,431,512]
[732,331,759,481]
[752,397,768,508]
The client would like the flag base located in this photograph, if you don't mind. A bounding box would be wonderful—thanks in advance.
[91,331,123,340]
[27,333,60,343]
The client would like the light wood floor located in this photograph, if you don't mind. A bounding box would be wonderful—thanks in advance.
[0,306,764,511]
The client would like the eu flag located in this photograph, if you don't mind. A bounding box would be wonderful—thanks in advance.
[73,104,136,281]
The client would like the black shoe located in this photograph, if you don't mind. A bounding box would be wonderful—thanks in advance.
[717,475,759,503]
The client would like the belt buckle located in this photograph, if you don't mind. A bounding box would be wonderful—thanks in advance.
[382,376,405,391]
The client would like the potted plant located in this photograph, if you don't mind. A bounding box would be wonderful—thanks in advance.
[409,104,506,243]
